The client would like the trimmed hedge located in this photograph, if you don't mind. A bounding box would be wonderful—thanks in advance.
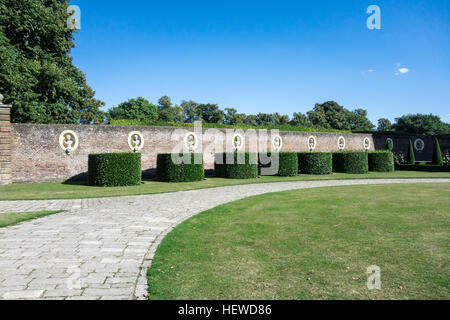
[215,152,258,179]
[157,153,204,182]
[298,152,332,175]
[258,152,298,176]
[395,164,450,172]
[368,151,395,172]
[88,153,141,187]
[332,152,369,174]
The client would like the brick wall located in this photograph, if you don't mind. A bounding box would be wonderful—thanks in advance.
[0,104,12,185]
[9,123,450,184]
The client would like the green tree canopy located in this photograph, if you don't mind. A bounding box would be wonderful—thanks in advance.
[181,100,201,123]
[377,118,392,131]
[393,114,449,135]
[306,101,374,131]
[199,103,224,124]
[157,96,183,122]
[0,0,105,123]
[108,97,157,122]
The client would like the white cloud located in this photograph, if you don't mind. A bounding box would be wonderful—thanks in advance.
[368,69,374,73]
[398,68,409,74]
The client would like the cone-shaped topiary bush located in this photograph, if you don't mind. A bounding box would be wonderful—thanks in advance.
[432,137,443,165]
[157,153,204,182]
[407,139,416,165]
[258,152,298,176]
[386,139,393,151]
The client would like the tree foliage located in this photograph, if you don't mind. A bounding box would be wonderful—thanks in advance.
[393,114,449,135]
[307,101,374,131]
[0,0,105,123]
[377,118,392,131]
[108,97,157,122]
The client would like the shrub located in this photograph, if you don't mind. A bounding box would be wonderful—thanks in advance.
[157,153,204,182]
[298,152,332,175]
[368,151,395,172]
[258,152,298,176]
[386,139,393,151]
[395,164,450,172]
[407,139,416,165]
[332,152,369,174]
[88,153,141,187]
[432,137,443,165]
[215,152,258,179]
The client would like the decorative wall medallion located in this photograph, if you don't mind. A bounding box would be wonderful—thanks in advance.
[363,137,371,150]
[184,132,198,152]
[272,135,283,152]
[128,131,144,152]
[307,136,317,151]
[232,133,244,151]
[414,138,425,151]
[338,136,346,151]
[386,138,394,149]
[59,130,79,154]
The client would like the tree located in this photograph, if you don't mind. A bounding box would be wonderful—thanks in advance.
[157,96,183,122]
[181,100,201,123]
[108,97,158,122]
[224,108,245,125]
[377,118,392,131]
[350,109,375,131]
[244,114,258,126]
[393,114,449,135]
[199,104,224,124]
[0,0,105,124]
[255,113,276,126]
[432,137,443,165]
[306,101,374,131]
[273,112,290,125]
[407,139,416,165]
[290,112,313,127]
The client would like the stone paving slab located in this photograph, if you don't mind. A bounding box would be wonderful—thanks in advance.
[0,178,449,300]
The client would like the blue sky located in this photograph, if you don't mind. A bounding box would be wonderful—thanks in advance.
[70,0,450,124]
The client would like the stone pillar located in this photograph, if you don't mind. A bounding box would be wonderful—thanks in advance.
[0,102,12,185]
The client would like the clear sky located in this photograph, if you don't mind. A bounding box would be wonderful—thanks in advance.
[70,0,450,124]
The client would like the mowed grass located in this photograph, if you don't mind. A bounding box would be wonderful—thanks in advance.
[147,184,450,300]
[1,171,450,200]
[0,211,63,228]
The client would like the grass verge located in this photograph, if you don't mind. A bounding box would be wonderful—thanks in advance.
[1,171,450,201]
[0,211,64,228]
[147,183,450,300]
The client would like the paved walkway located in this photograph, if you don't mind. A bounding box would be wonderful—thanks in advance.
[0,178,449,300]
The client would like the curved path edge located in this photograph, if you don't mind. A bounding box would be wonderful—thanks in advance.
[133,178,450,300]
[0,179,449,300]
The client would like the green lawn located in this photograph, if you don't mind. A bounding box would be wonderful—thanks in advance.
[1,171,450,200]
[0,211,64,228]
[147,183,450,300]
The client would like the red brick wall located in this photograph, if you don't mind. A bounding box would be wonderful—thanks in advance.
[9,123,450,184]
[0,104,12,185]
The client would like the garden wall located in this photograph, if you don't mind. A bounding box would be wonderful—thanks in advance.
[8,123,450,183]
